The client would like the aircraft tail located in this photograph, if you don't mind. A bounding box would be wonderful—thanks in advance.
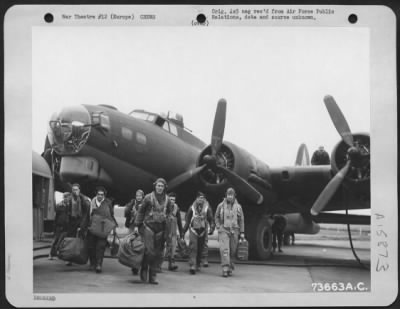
[295,143,310,166]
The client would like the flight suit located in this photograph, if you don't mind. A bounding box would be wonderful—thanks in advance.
[215,199,245,276]
[164,203,183,270]
[124,199,142,233]
[124,199,143,274]
[201,207,214,267]
[183,201,214,273]
[135,192,171,284]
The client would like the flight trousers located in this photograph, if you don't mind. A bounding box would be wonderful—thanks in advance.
[165,218,178,263]
[189,229,206,267]
[142,224,165,272]
[201,230,208,264]
[217,227,239,270]
[86,231,108,267]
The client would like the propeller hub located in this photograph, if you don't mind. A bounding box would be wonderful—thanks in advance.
[203,154,217,168]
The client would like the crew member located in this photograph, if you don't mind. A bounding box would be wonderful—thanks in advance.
[164,192,183,271]
[87,186,118,273]
[272,214,287,253]
[124,189,145,275]
[311,146,330,165]
[182,191,214,275]
[201,205,214,268]
[49,192,70,260]
[65,183,90,266]
[215,188,245,278]
[134,178,172,284]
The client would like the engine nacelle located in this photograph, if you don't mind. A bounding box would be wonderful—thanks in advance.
[197,141,272,192]
[330,133,370,194]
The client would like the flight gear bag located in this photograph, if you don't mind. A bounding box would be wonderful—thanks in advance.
[237,238,249,261]
[109,232,120,257]
[176,237,190,259]
[58,231,89,264]
[88,214,117,238]
[118,232,145,269]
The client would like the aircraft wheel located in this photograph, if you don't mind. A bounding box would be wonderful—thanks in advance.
[248,215,273,260]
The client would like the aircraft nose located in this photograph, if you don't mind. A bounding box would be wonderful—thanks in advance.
[47,105,91,154]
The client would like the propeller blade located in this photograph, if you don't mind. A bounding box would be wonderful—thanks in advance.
[216,166,264,205]
[310,161,351,216]
[324,95,354,147]
[211,99,227,156]
[167,165,206,191]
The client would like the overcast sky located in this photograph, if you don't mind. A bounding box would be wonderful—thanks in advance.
[32,26,370,167]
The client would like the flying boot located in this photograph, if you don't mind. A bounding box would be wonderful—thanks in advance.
[149,268,159,285]
[140,266,148,282]
[168,258,178,271]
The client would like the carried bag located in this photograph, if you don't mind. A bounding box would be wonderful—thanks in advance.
[237,238,249,261]
[109,232,120,257]
[58,232,89,264]
[118,232,145,269]
[176,237,190,259]
[88,214,117,238]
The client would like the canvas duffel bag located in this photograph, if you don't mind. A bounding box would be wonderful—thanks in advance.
[118,233,145,269]
[58,233,89,264]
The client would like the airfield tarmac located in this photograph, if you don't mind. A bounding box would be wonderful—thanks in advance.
[33,229,370,294]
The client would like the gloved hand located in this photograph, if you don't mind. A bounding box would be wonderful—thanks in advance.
[133,226,139,234]
[240,233,245,240]
[78,228,85,238]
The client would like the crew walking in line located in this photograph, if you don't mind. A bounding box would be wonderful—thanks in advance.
[182,191,215,275]
[65,183,90,266]
[215,188,245,278]
[87,186,118,273]
[164,192,184,271]
[124,189,145,275]
[134,178,172,284]
[49,192,70,260]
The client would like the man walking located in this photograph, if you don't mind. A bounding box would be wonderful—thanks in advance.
[272,214,287,253]
[164,192,183,271]
[182,192,214,275]
[49,192,70,260]
[124,189,144,275]
[87,186,118,273]
[65,183,90,266]
[215,188,245,278]
[134,178,172,284]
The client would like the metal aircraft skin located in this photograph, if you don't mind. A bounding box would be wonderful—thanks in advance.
[43,96,370,259]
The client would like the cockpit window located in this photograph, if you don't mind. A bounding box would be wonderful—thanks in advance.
[130,111,148,121]
[130,111,158,124]
[162,121,170,132]
[169,123,178,136]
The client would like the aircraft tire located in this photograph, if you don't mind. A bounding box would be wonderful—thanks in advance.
[247,215,273,260]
